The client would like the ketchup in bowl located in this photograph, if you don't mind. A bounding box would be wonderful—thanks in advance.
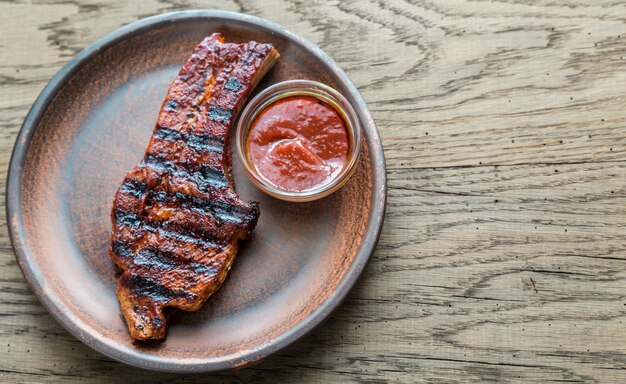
[246,95,349,193]
[236,80,362,202]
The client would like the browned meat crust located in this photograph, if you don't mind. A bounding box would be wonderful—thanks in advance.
[109,33,279,340]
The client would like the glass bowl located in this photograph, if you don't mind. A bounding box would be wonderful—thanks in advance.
[236,80,362,202]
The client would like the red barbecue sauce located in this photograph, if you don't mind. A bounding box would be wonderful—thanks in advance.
[246,95,349,192]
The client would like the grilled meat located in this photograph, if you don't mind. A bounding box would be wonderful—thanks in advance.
[109,33,279,340]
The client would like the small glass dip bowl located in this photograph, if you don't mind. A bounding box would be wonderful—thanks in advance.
[236,80,362,202]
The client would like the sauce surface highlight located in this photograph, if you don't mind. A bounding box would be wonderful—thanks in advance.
[247,95,349,192]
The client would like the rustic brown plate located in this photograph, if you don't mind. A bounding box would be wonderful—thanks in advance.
[6,10,386,372]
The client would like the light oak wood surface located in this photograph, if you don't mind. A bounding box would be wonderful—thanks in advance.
[1,1,625,382]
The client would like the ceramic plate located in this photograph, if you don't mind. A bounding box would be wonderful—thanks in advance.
[6,10,386,372]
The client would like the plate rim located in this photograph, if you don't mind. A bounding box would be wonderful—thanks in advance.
[5,10,387,373]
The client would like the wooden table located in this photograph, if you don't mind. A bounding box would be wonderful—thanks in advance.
[1,1,624,382]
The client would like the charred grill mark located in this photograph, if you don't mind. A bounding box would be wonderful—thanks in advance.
[149,188,255,225]
[153,125,183,141]
[143,223,223,250]
[224,77,241,92]
[141,154,228,190]
[119,174,256,229]
[208,106,232,122]
[164,100,178,112]
[112,240,134,259]
[187,133,224,152]
[133,247,182,270]
[114,209,142,229]
[132,245,219,277]
[198,165,227,187]
[119,180,147,198]
[210,200,259,225]
[114,208,226,249]
[151,190,168,203]
[149,222,224,249]
[153,126,224,153]
[123,273,198,304]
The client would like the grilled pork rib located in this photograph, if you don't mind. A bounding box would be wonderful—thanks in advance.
[109,33,279,340]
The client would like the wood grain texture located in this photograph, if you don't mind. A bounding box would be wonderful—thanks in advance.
[0,0,624,382]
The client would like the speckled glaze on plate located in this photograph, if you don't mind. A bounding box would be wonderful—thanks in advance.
[5,10,386,372]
